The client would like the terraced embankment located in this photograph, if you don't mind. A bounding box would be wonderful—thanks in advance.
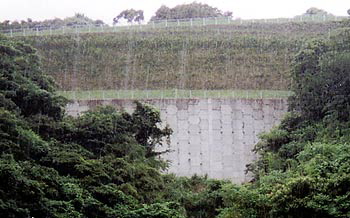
[19,21,344,91]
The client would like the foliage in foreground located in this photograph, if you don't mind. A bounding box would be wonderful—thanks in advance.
[1,24,350,218]
[218,27,350,218]
[0,35,183,217]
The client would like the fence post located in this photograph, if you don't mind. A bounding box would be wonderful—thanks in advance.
[177,19,180,26]
[10,29,13,37]
[165,19,168,27]
[49,27,52,35]
[215,17,217,25]
[88,25,91,33]
[152,21,155,28]
[190,18,193,26]
[36,28,39,36]
[202,17,205,26]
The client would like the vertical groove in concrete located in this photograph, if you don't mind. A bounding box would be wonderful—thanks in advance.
[207,98,213,178]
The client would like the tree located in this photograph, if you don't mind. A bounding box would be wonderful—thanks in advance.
[293,7,336,21]
[64,13,97,26]
[113,9,144,24]
[150,2,232,21]
[0,14,106,31]
[151,5,171,20]
[348,9,350,16]
[0,35,67,119]
[304,7,329,16]
[289,28,350,121]
[0,36,183,217]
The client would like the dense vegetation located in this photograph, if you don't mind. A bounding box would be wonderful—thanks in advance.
[293,7,338,21]
[0,13,105,31]
[0,35,239,218]
[0,35,183,217]
[113,9,144,24]
[150,2,232,21]
[19,21,344,91]
[1,18,350,218]
[218,26,350,217]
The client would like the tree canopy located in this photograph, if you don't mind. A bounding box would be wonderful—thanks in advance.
[236,27,350,217]
[150,2,232,21]
[293,7,336,20]
[1,13,350,218]
[304,7,329,16]
[0,36,182,217]
[289,28,350,121]
[0,13,105,30]
[113,9,144,24]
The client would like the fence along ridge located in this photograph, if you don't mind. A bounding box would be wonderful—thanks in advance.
[1,15,345,37]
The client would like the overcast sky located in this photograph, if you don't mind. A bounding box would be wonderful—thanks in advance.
[1,0,349,24]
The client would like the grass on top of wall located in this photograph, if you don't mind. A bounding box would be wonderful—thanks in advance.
[58,89,293,100]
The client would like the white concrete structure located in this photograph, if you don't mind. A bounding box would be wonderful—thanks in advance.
[66,98,288,183]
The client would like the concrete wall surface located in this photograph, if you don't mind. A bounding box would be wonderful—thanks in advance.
[66,98,288,183]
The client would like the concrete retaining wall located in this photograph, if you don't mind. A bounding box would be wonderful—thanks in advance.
[66,98,288,183]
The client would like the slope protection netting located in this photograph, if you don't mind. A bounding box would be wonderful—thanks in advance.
[7,20,345,99]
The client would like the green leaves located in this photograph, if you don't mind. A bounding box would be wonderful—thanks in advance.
[113,9,144,24]
[132,102,172,157]
[150,2,232,20]
[0,36,182,217]
[290,28,350,121]
[234,25,350,218]
[0,37,67,120]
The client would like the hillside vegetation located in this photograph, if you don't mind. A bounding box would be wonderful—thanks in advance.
[20,21,344,91]
[0,35,184,217]
[1,19,350,217]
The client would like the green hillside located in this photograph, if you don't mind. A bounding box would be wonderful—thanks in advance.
[19,21,344,91]
[2,24,350,217]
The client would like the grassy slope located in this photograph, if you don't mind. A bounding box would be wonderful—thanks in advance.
[20,21,343,91]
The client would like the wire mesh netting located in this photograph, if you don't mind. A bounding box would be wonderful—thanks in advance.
[3,17,344,100]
